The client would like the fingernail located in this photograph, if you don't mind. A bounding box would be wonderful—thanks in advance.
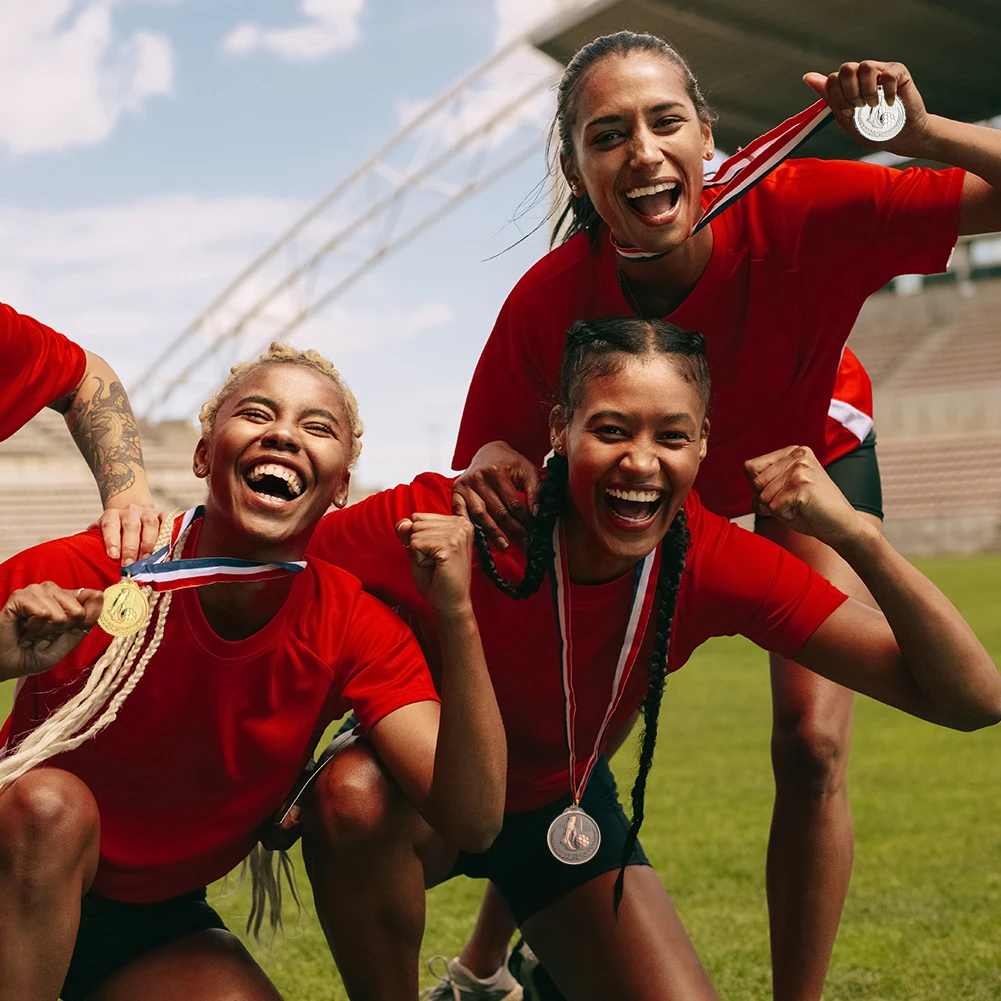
[109,547,119,559]
[532,504,539,516]
[498,538,508,551]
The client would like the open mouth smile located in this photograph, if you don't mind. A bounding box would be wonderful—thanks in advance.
[243,462,305,508]
[604,486,665,527]
[623,180,682,225]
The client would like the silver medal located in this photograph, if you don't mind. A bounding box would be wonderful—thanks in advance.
[547,806,601,865]
[853,85,905,143]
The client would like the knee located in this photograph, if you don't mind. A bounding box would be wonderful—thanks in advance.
[771,717,850,801]
[303,744,404,854]
[0,768,99,882]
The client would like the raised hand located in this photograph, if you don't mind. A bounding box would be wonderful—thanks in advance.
[0,582,105,681]
[804,60,929,157]
[94,503,164,565]
[744,445,867,550]
[452,441,540,551]
[396,505,475,616]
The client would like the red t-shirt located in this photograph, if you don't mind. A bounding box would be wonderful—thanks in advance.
[0,524,438,903]
[0,302,87,441]
[309,473,848,812]
[453,159,964,518]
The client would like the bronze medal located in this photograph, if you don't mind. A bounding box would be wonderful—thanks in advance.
[98,578,149,637]
[547,806,601,865]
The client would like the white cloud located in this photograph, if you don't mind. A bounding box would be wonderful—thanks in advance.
[222,0,364,62]
[0,193,454,422]
[0,1,174,154]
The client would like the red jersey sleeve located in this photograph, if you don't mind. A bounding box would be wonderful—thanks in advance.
[672,496,849,666]
[452,292,556,470]
[308,472,455,613]
[0,303,87,441]
[788,159,964,291]
[330,589,439,733]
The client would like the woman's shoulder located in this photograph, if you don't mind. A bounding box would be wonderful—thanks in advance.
[505,232,601,306]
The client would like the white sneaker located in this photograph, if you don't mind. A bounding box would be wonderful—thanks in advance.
[420,955,524,1001]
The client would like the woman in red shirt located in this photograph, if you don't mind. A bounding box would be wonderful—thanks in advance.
[304,317,1000,1001]
[448,31,1001,998]
[0,345,505,1001]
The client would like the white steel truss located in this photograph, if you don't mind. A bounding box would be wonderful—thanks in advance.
[134,37,561,420]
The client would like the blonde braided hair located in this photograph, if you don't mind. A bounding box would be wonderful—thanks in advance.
[0,512,188,789]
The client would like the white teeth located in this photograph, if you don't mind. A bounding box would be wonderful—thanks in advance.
[625,181,679,199]
[606,488,662,504]
[247,463,303,497]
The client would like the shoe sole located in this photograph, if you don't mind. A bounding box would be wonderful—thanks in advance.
[500,989,524,1001]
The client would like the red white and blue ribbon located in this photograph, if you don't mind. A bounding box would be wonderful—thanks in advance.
[612,99,833,260]
[550,522,660,803]
[121,505,307,592]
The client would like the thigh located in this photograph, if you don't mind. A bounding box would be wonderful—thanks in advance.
[757,510,883,731]
[87,929,281,1001]
[521,866,718,1001]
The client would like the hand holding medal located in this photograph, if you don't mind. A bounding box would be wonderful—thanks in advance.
[804,60,927,152]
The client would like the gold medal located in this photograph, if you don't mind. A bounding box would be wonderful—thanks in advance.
[98,578,149,637]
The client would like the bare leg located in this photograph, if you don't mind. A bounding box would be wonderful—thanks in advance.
[458,881,518,978]
[758,512,882,1001]
[0,767,100,1001]
[521,866,717,1001]
[300,738,456,1001]
[90,928,282,1001]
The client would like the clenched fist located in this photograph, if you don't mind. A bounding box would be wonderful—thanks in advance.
[0,582,105,682]
[396,504,475,617]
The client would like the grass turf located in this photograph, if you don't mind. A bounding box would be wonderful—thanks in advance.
[1,555,999,999]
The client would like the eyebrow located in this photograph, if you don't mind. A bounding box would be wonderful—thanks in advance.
[589,409,696,426]
[584,101,687,131]
[235,395,340,425]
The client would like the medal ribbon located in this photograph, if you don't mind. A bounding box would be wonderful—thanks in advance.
[611,99,833,260]
[551,521,661,804]
[121,506,307,591]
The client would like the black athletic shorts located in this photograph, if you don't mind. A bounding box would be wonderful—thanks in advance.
[60,888,227,1001]
[755,428,883,525]
[451,755,649,925]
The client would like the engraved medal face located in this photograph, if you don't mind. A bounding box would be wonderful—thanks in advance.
[98,579,149,637]
[547,807,601,865]
[853,85,906,143]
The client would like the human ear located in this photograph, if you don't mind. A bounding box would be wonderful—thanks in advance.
[332,470,351,509]
[560,152,585,199]
[549,405,569,454]
[701,123,715,161]
[698,419,710,461]
[193,439,210,479]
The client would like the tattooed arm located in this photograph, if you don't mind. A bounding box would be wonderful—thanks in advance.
[49,351,161,562]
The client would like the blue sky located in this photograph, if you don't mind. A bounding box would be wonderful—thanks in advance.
[0,0,567,485]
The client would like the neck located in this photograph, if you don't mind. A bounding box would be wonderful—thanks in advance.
[617,225,713,315]
[192,506,306,641]
[561,509,639,585]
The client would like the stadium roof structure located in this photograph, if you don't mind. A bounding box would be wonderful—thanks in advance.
[532,0,1001,160]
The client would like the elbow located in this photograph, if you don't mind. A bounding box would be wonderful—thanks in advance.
[447,804,504,854]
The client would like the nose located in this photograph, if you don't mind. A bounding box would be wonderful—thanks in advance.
[619,440,660,477]
[629,125,662,171]
[262,423,300,453]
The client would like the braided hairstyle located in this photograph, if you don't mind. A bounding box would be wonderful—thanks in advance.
[475,316,709,909]
[549,30,717,250]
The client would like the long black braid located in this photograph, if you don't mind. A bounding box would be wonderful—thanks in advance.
[476,315,710,911]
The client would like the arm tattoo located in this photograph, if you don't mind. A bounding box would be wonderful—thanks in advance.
[67,377,146,505]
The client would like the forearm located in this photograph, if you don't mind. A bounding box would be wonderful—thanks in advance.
[426,607,506,852]
[833,522,1001,730]
[919,115,1001,191]
[58,352,152,509]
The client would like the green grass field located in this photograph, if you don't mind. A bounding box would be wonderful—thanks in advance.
[3,556,1000,999]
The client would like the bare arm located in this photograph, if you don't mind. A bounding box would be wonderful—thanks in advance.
[49,350,161,563]
[747,446,1001,731]
[804,60,1001,234]
[368,509,506,852]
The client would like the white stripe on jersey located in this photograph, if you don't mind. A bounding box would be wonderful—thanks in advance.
[828,399,873,443]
